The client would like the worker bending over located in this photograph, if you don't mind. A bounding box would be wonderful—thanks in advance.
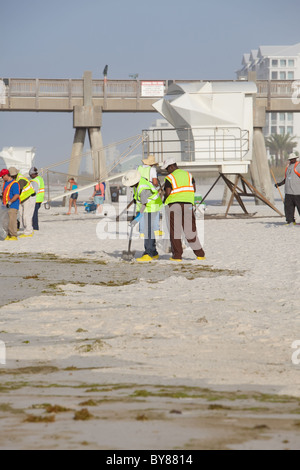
[162,158,205,262]
[122,170,162,262]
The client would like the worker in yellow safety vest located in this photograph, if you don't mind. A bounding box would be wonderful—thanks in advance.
[29,167,45,231]
[162,158,205,262]
[8,167,36,238]
[137,154,162,237]
[122,169,162,262]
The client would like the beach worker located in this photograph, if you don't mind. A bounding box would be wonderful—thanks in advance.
[66,178,78,215]
[137,155,162,237]
[29,167,45,231]
[0,168,20,240]
[92,181,105,215]
[138,155,159,187]
[8,167,36,238]
[162,159,205,262]
[122,169,162,262]
[275,153,300,225]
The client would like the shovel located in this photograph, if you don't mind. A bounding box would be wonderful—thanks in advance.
[122,222,136,261]
[122,204,138,262]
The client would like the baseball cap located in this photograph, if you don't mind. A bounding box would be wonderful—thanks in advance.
[29,166,38,176]
[0,169,9,178]
[161,158,177,170]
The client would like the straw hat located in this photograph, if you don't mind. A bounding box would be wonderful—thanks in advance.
[8,167,19,176]
[122,170,141,187]
[142,155,158,166]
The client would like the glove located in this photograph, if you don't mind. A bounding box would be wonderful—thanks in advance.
[130,212,142,227]
[6,201,11,208]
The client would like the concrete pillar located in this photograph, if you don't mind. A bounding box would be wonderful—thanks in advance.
[88,128,107,180]
[251,128,275,204]
[68,128,86,178]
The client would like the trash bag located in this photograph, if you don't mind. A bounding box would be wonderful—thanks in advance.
[0,206,8,241]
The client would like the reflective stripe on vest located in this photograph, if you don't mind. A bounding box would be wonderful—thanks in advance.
[134,177,162,213]
[285,162,300,178]
[3,181,20,205]
[31,176,45,203]
[16,174,35,202]
[165,169,195,205]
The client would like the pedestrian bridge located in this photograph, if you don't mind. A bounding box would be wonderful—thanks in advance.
[1,78,300,113]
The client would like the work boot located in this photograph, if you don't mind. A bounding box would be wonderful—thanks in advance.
[19,233,34,238]
[137,254,153,262]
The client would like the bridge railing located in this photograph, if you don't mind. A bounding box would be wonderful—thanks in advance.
[5,78,145,98]
[1,78,298,101]
[256,80,295,97]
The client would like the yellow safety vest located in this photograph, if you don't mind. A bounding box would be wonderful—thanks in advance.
[16,174,35,203]
[134,177,162,213]
[31,176,45,203]
[165,169,195,205]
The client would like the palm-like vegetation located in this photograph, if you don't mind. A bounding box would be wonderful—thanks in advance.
[265,134,298,166]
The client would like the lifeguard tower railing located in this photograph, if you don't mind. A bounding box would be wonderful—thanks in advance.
[142,127,250,165]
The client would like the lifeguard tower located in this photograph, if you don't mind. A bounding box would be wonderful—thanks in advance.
[143,81,281,216]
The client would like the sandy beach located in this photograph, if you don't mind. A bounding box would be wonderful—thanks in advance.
[0,187,300,450]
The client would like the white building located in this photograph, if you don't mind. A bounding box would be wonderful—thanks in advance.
[236,43,300,153]
[0,147,36,175]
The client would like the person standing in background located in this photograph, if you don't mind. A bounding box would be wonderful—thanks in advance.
[8,167,35,238]
[29,167,45,231]
[66,178,78,215]
[92,181,105,215]
[275,153,300,225]
[0,168,20,241]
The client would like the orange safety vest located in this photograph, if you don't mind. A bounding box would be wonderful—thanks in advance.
[285,162,300,178]
[3,180,20,205]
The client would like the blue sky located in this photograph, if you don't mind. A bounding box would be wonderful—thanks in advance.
[1,0,300,167]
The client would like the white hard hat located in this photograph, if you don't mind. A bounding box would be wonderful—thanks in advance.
[122,170,141,187]
[288,153,298,160]
[161,158,177,170]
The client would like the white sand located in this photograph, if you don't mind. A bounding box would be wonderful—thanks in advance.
[0,190,299,398]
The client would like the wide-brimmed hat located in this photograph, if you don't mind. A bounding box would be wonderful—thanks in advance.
[8,167,19,176]
[142,155,158,166]
[122,170,141,187]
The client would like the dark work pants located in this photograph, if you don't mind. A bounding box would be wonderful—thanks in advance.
[168,203,205,260]
[32,202,41,231]
[143,212,159,258]
[284,194,300,223]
